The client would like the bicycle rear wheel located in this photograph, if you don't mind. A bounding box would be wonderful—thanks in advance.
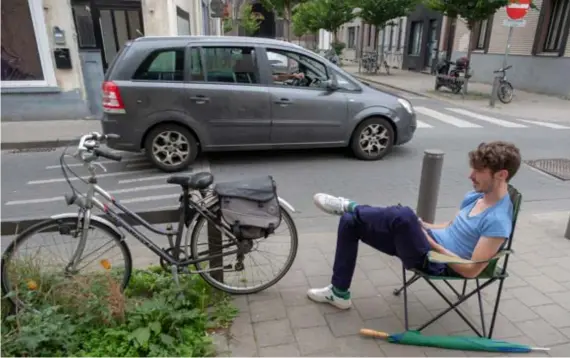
[189,205,298,294]
[1,216,132,309]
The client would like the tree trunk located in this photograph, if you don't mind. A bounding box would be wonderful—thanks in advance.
[463,21,476,95]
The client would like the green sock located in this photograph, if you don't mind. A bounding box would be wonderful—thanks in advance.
[346,201,358,212]
[332,286,351,299]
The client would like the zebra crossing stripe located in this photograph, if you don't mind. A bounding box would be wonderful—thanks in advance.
[517,119,570,129]
[415,107,482,128]
[446,108,527,128]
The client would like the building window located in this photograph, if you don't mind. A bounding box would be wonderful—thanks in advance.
[177,6,191,35]
[1,0,56,88]
[132,48,185,81]
[408,21,423,56]
[367,24,372,46]
[473,17,493,51]
[534,0,570,54]
[347,27,356,49]
[388,24,394,51]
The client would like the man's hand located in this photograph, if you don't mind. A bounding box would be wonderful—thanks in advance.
[292,72,305,79]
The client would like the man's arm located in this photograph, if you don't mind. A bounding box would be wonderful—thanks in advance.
[446,236,506,278]
[420,210,459,229]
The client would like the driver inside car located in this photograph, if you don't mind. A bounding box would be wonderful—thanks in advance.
[273,72,304,82]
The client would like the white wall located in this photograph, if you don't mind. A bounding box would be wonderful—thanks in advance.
[142,0,219,36]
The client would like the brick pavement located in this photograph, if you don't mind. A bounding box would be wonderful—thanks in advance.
[213,210,570,357]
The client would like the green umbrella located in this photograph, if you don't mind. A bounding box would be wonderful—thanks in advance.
[360,329,550,353]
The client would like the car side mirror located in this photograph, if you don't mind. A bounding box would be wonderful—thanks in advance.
[324,71,339,91]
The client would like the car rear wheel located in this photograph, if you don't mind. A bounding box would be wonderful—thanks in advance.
[350,117,394,161]
[144,124,198,172]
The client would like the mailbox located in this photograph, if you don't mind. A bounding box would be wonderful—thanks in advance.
[54,48,72,69]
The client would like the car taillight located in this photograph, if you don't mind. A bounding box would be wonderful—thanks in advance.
[102,81,125,113]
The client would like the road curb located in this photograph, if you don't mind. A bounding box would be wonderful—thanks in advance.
[1,139,80,151]
[352,74,429,98]
[1,208,179,236]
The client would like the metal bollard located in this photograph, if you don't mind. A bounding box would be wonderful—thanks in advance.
[489,75,500,108]
[416,149,445,224]
[565,214,570,240]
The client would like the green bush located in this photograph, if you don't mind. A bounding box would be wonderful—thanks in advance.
[1,266,238,357]
[330,41,346,56]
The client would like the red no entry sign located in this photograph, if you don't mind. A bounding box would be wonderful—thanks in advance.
[506,0,530,20]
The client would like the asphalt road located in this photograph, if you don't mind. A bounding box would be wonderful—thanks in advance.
[2,95,570,235]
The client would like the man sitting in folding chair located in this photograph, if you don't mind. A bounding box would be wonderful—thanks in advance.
[306,141,521,323]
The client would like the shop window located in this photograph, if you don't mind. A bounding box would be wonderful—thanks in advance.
[1,0,55,86]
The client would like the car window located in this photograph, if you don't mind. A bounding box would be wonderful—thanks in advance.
[132,48,185,81]
[266,48,328,86]
[331,68,360,91]
[192,46,259,84]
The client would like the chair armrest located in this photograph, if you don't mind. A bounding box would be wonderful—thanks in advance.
[427,250,513,264]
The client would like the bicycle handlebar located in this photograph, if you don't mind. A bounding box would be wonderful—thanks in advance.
[76,132,122,162]
[493,65,512,73]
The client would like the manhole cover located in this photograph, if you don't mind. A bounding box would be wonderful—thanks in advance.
[524,158,570,181]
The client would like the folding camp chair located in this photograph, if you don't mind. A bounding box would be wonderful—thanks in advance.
[392,184,522,339]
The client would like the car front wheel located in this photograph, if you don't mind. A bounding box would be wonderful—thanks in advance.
[144,124,198,172]
[350,117,395,161]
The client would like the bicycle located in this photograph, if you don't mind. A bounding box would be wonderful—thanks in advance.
[1,132,299,309]
[493,64,514,104]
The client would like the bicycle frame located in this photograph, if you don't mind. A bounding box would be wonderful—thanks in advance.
[65,167,243,271]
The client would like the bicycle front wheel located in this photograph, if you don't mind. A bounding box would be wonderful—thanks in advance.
[1,216,132,309]
[498,81,514,104]
[189,205,298,295]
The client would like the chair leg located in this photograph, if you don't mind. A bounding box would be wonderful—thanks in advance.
[475,279,487,337]
[488,277,506,338]
[401,265,409,330]
[393,272,421,296]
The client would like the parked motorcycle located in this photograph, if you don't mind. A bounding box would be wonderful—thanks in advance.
[434,57,472,94]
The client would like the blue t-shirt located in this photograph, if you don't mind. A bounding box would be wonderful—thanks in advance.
[429,191,513,259]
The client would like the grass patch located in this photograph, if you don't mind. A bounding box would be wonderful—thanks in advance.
[1,264,238,357]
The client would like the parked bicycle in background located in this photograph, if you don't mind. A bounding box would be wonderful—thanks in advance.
[493,65,514,104]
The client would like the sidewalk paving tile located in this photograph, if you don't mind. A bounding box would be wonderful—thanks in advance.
[214,209,570,356]
[342,64,570,124]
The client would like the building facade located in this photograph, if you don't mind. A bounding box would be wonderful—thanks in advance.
[401,4,444,73]
[449,0,570,97]
[1,0,221,122]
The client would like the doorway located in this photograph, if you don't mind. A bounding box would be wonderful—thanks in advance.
[71,0,144,117]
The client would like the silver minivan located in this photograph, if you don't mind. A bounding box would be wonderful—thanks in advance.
[101,35,417,172]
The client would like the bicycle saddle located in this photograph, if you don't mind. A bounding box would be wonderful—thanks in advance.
[167,172,213,190]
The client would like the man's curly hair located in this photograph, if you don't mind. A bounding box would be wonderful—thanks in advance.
[468,141,521,181]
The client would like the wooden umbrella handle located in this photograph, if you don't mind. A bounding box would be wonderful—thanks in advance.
[359,329,390,339]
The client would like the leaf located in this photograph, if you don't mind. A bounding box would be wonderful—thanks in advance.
[160,333,175,346]
[129,327,151,346]
[149,321,161,334]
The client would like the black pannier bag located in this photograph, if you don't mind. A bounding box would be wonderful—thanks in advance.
[213,175,282,239]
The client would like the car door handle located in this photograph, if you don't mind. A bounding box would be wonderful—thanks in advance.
[274,98,292,106]
[190,95,210,104]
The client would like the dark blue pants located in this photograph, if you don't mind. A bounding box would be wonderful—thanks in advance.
[331,204,446,291]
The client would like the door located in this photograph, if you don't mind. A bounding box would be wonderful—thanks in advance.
[185,45,271,148]
[264,48,348,145]
[424,20,438,70]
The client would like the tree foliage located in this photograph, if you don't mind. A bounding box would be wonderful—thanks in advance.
[291,0,355,39]
[260,0,308,40]
[355,0,420,29]
[424,0,538,30]
[240,3,265,36]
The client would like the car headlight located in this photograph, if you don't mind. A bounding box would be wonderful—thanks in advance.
[397,98,414,115]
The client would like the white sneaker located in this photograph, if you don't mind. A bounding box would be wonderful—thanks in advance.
[307,285,352,310]
[313,193,354,216]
